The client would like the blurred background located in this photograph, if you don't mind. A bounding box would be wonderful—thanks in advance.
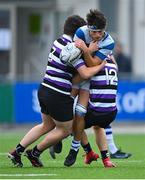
[0,0,145,129]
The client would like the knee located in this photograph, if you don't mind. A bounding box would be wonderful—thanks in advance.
[75,103,87,117]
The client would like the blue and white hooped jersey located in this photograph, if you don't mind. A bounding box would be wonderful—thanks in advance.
[74,25,115,60]
[89,59,118,113]
[42,34,85,95]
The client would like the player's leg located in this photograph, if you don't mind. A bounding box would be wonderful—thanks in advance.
[8,85,56,167]
[64,82,89,166]
[49,138,63,159]
[25,119,73,167]
[105,125,132,159]
[81,130,99,164]
[73,89,89,140]
[83,108,117,168]
[81,125,116,168]
[21,114,55,147]
[48,88,79,159]
[25,90,74,167]
[105,125,118,154]
[93,126,116,167]
[8,113,55,167]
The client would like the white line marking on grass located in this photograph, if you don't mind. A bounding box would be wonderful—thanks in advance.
[0,173,57,177]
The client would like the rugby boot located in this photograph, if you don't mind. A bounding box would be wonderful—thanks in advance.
[24,149,43,167]
[84,150,99,164]
[64,149,78,167]
[8,150,23,167]
[49,141,62,159]
[110,149,132,159]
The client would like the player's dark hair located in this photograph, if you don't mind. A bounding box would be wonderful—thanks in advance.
[63,15,86,37]
[86,9,107,29]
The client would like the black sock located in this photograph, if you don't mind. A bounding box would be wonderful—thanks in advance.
[101,150,110,159]
[32,146,42,157]
[16,144,25,155]
[82,143,92,154]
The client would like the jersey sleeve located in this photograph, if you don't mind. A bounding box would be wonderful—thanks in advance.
[71,58,85,70]
[73,28,86,42]
[94,37,115,60]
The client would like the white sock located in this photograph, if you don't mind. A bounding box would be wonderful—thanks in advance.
[105,126,118,154]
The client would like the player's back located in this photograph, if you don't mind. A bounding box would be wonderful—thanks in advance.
[89,59,118,113]
[41,34,75,95]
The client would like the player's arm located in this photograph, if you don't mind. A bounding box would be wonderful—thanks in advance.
[83,50,102,66]
[72,73,84,85]
[76,61,106,80]
[79,43,116,67]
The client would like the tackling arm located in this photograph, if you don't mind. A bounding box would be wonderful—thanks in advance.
[77,60,106,79]
[72,73,84,85]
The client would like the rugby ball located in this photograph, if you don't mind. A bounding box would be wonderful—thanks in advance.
[60,42,82,65]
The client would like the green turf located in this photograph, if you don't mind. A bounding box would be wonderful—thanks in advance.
[0,131,145,179]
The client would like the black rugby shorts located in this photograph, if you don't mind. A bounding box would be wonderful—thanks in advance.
[84,109,117,129]
[38,85,74,122]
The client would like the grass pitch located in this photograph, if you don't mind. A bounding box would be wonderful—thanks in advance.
[0,129,145,179]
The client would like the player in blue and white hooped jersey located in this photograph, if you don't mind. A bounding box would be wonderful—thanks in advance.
[64,9,116,168]
[74,20,132,159]
[8,15,105,168]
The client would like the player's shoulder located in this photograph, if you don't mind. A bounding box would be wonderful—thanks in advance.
[101,32,115,47]
[76,25,88,33]
[75,25,89,41]
[102,32,114,42]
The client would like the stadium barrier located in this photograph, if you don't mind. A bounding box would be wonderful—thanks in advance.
[116,80,145,121]
[14,82,41,124]
[0,83,14,123]
[0,80,145,124]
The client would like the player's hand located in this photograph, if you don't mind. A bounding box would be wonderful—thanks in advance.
[95,60,107,73]
[75,39,88,53]
[89,41,99,53]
